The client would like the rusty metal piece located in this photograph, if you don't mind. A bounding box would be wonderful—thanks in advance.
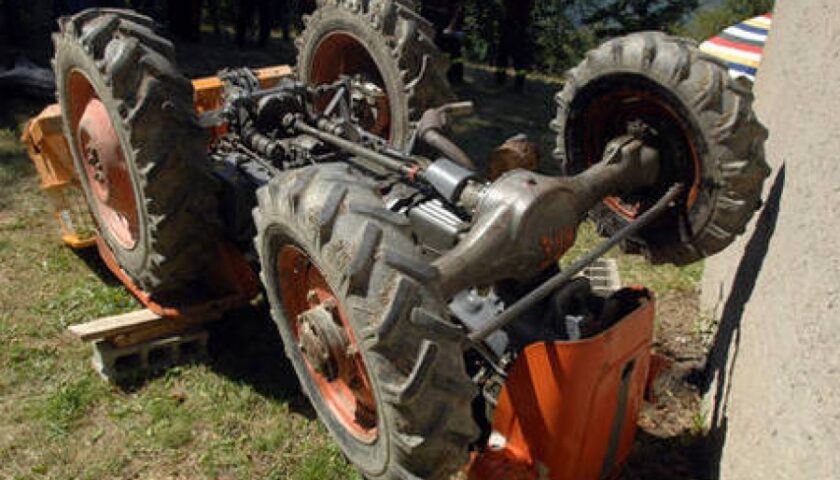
[487,134,539,180]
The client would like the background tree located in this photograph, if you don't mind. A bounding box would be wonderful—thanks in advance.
[581,0,700,37]
[679,0,775,41]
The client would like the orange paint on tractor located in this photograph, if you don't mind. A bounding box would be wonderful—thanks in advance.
[192,65,293,113]
[470,293,656,480]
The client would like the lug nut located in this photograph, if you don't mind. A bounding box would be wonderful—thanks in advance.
[307,290,320,305]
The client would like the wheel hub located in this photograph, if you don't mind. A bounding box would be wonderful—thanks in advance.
[277,245,378,442]
[298,299,350,381]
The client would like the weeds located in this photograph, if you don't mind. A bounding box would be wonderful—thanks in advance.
[31,377,104,436]
[31,276,137,328]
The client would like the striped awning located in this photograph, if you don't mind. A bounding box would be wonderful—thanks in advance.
[700,13,772,81]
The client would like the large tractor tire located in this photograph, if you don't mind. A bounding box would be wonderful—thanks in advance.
[254,164,478,479]
[297,0,455,149]
[553,32,770,265]
[54,9,218,294]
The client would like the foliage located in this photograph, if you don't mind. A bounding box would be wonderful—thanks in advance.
[531,0,599,74]
[462,0,503,65]
[679,0,775,41]
[462,0,706,76]
[581,0,700,37]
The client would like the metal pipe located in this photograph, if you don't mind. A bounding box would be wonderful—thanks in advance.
[293,120,416,175]
[467,183,684,344]
[417,103,477,169]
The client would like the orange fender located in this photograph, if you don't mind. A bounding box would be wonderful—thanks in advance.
[470,293,655,480]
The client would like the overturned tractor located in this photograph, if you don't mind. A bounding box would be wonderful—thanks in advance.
[23,3,769,479]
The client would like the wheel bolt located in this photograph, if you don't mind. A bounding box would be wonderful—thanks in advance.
[307,290,320,305]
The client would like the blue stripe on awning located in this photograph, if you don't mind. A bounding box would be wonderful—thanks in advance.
[728,62,758,76]
[733,22,769,36]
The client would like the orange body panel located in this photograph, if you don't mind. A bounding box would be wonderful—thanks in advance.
[192,65,293,113]
[95,236,260,320]
[21,105,96,248]
[470,295,655,480]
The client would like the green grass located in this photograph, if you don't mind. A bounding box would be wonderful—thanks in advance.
[31,277,137,329]
[31,377,106,436]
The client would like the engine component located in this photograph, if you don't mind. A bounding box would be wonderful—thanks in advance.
[450,289,508,356]
[404,198,470,254]
[467,184,683,344]
[434,136,667,299]
[421,158,480,203]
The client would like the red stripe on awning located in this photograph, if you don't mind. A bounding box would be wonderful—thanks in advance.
[709,35,765,54]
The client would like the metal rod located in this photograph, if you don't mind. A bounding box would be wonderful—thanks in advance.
[323,86,346,118]
[467,183,684,344]
[294,120,415,175]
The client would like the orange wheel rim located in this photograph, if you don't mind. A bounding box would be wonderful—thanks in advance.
[309,32,393,140]
[277,244,378,442]
[67,70,139,249]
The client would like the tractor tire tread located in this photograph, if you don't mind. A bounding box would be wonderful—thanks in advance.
[553,31,770,265]
[297,0,454,148]
[54,8,218,293]
[253,164,478,480]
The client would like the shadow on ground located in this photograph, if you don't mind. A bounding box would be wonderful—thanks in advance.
[206,306,316,419]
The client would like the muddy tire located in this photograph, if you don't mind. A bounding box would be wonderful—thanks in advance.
[54,9,218,294]
[552,32,770,265]
[297,0,454,149]
[254,164,478,479]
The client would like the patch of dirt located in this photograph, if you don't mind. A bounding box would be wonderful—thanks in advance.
[623,291,712,480]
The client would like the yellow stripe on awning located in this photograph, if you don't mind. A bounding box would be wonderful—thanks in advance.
[699,42,762,68]
[742,17,772,30]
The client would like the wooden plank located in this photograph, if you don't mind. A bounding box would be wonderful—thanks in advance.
[109,317,211,348]
[68,309,163,342]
